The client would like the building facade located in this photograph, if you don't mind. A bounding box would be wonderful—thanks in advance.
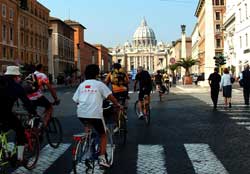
[191,23,200,74]
[110,18,171,73]
[0,0,49,73]
[223,0,236,75]
[235,0,250,75]
[0,0,18,73]
[195,0,226,80]
[19,0,50,71]
[49,17,75,79]
[83,41,98,71]
[95,44,112,73]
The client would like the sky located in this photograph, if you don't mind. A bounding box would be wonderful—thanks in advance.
[38,0,199,47]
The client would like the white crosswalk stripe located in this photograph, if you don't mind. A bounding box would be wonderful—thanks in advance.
[137,145,167,174]
[13,143,70,174]
[185,144,229,174]
[3,143,230,173]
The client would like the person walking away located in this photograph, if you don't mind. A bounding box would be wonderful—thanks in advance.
[220,68,232,108]
[240,64,250,105]
[208,68,221,110]
[1,66,37,163]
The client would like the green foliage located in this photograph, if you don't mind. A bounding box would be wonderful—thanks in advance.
[176,57,199,76]
[214,54,226,68]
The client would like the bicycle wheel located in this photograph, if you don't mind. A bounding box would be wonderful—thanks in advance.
[144,104,150,126]
[23,131,40,170]
[165,86,169,94]
[46,117,63,148]
[105,129,114,166]
[72,139,90,174]
[134,100,140,117]
[114,112,127,146]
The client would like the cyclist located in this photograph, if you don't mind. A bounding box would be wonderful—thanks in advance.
[163,72,170,88]
[133,66,152,119]
[27,64,60,127]
[105,63,129,105]
[105,63,129,127]
[154,70,163,91]
[73,64,122,168]
[1,66,37,163]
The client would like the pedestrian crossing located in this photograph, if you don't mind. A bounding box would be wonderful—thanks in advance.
[7,143,231,174]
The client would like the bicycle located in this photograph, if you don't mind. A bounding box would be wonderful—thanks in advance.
[0,112,40,173]
[134,94,151,126]
[35,101,63,148]
[113,96,127,146]
[72,123,114,174]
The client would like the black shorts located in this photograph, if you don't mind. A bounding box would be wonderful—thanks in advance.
[113,91,127,105]
[32,96,51,110]
[79,118,105,135]
[139,88,151,101]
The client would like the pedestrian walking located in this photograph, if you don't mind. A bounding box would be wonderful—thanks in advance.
[220,68,233,108]
[240,64,250,105]
[208,68,221,110]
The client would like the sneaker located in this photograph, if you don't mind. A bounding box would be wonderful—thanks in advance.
[99,155,110,168]
[138,112,144,120]
[85,159,94,169]
[113,126,119,133]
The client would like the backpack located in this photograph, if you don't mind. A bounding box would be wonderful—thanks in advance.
[110,69,126,86]
[22,73,39,94]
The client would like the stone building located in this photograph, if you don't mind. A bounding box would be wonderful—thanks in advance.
[195,0,226,80]
[49,17,75,79]
[0,0,49,73]
[110,18,171,73]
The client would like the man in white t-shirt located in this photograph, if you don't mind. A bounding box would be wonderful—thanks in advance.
[73,64,121,168]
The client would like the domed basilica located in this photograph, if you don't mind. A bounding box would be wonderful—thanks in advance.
[110,18,171,73]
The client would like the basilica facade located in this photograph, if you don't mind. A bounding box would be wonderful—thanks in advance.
[110,18,171,73]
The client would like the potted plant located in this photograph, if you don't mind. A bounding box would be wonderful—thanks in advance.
[176,57,199,85]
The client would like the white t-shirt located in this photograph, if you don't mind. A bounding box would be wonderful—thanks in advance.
[72,79,112,119]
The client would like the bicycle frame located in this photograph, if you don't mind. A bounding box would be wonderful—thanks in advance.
[0,131,17,166]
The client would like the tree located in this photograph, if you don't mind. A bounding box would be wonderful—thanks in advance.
[176,57,199,76]
[214,54,226,68]
[169,64,178,84]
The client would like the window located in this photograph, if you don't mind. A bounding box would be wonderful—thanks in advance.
[216,24,220,32]
[240,36,242,48]
[9,8,14,20]
[221,0,224,5]
[2,4,6,17]
[2,24,6,41]
[246,4,248,19]
[216,39,221,48]
[2,47,6,58]
[215,0,219,5]
[216,12,221,20]
[246,33,249,47]
[240,8,242,22]
[10,48,13,59]
[10,27,13,41]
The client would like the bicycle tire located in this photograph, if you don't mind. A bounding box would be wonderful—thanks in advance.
[134,100,140,117]
[144,104,151,126]
[105,129,114,166]
[23,131,40,170]
[73,139,89,174]
[165,86,170,95]
[46,117,63,148]
[114,112,127,146]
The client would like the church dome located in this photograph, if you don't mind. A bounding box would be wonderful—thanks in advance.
[133,18,157,46]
